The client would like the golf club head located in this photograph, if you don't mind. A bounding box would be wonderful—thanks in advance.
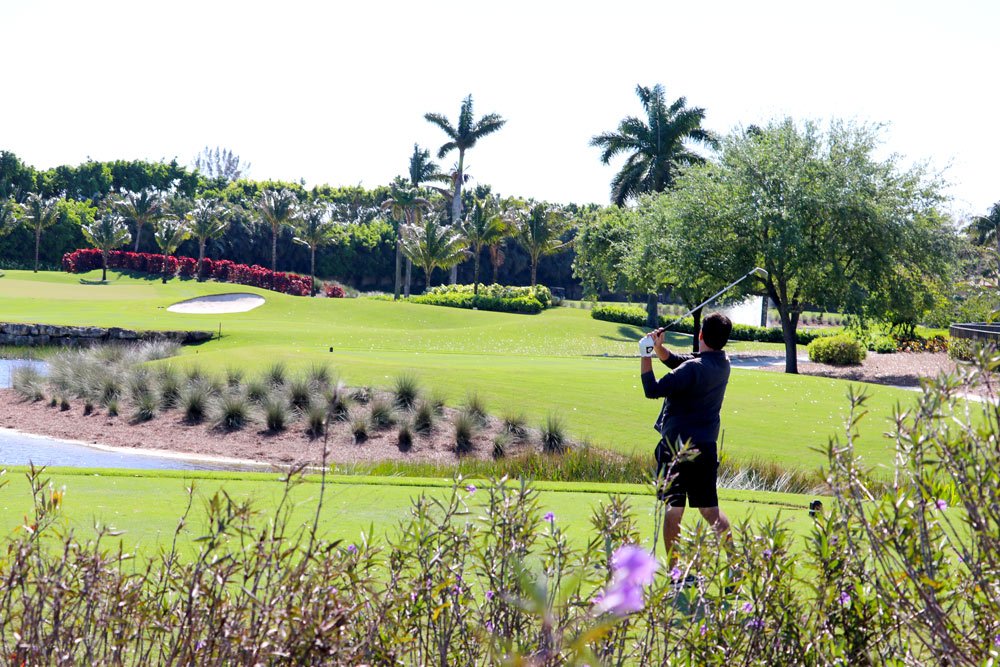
[751,267,768,279]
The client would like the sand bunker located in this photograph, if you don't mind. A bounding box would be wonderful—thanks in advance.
[167,293,265,314]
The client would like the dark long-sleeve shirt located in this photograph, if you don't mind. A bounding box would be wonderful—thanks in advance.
[641,351,731,447]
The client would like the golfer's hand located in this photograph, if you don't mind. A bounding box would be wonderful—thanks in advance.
[651,329,669,361]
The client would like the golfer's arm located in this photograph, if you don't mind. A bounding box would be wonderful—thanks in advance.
[642,365,694,398]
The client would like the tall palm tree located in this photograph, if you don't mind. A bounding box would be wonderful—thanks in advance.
[971,202,1000,277]
[153,219,190,283]
[460,195,508,296]
[381,185,431,300]
[186,198,230,280]
[81,213,130,282]
[424,95,506,227]
[590,84,719,206]
[111,188,166,251]
[399,214,467,292]
[512,203,573,288]
[408,144,446,187]
[257,188,299,272]
[20,193,61,272]
[294,201,343,295]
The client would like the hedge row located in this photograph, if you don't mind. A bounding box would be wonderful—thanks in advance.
[410,291,544,314]
[62,249,312,296]
[425,283,554,309]
[590,303,828,345]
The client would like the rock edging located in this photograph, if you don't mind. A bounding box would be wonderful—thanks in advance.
[0,322,214,347]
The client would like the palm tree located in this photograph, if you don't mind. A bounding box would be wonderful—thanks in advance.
[186,199,230,280]
[153,219,190,283]
[408,144,446,187]
[81,213,130,282]
[460,195,508,296]
[970,202,1000,277]
[382,185,431,300]
[0,197,20,240]
[590,84,719,206]
[424,95,506,227]
[20,193,61,272]
[111,188,166,251]
[512,203,573,288]
[399,214,467,292]
[257,188,299,272]
[294,202,344,295]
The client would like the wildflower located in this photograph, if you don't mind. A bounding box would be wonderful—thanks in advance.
[466,484,477,494]
[195,639,207,651]
[485,590,495,601]
[742,601,753,613]
[670,566,683,582]
[485,621,494,632]
[762,548,773,559]
[935,499,947,511]
[544,511,555,522]
[993,634,999,647]
[347,544,357,554]
[746,618,764,630]
[839,592,851,606]
[594,545,659,616]
[699,624,707,636]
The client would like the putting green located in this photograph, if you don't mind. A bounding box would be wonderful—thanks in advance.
[0,467,816,558]
[0,270,923,470]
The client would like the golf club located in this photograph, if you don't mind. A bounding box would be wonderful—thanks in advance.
[658,267,769,333]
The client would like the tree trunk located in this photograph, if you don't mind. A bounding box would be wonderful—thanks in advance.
[310,247,317,296]
[133,223,142,252]
[102,251,107,282]
[452,151,465,226]
[393,238,402,300]
[34,227,41,272]
[404,259,412,298]
[491,253,499,284]
[198,240,206,282]
[777,305,799,374]
[531,259,538,288]
[450,264,457,285]
[473,249,481,297]
[424,265,433,292]
[645,293,658,329]
[162,254,169,284]
[271,227,278,272]
[760,294,768,327]
[691,307,702,354]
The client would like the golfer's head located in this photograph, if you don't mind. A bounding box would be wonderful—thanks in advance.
[701,313,732,350]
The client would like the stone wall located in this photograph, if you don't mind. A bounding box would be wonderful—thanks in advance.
[0,322,214,347]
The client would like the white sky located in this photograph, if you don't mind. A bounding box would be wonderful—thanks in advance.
[2,0,997,216]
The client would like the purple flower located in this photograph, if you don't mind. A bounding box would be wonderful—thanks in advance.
[410,591,418,602]
[746,618,764,630]
[993,634,999,647]
[699,624,707,636]
[346,544,357,554]
[466,484,477,494]
[593,545,659,616]
[485,621,494,632]
[762,548,773,559]
[195,639,207,651]
[485,590,495,601]
[741,601,753,613]
[670,566,683,582]
[839,592,851,606]
[935,499,947,511]
[543,511,555,523]
[452,585,461,595]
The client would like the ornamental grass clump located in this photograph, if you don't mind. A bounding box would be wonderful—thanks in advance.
[158,368,182,410]
[180,383,209,423]
[225,366,245,387]
[502,411,529,440]
[288,376,313,411]
[429,388,447,414]
[492,432,510,459]
[265,361,287,387]
[306,404,326,438]
[540,412,567,454]
[368,397,397,429]
[326,382,352,421]
[352,385,373,405]
[351,412,370,443]
[454,410,477,454]
[132,391,158,422]
[214,393,251,431]
[244,376,270,404]
[263,396,289,432]
[306,362,333,387]
[464,391,488,426]
[413,400,436,434]
[397,420,414,452]
[11,366,45,402]
[392,373,421,410]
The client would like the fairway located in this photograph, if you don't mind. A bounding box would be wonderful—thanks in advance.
[0,466,816,558]
[0,270,923,470]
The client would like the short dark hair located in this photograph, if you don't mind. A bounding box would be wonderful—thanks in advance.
[701,312,732,350]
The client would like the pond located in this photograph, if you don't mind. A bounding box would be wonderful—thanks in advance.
[0,359,267,472]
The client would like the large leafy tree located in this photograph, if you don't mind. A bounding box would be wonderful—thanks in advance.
[111,188,166,251]
[186,199,230,280]
[19,193,61,272]
[459,195,508,295]
[81,212,130,281]
[969,202,1000,278]
[590,84,718,206]
[400,214,467,291]
[381,184,431,299]
[664,119,954,373]
[424,95,506,227]
[153,219,190,283]
[257,188,299,272]
[512,203,573,288]
[294,202,344,295]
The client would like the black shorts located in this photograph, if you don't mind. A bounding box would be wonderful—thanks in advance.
[654,439,719,508]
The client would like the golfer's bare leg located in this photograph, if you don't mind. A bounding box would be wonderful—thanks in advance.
[697,506,730,538]
[663,505,685,557]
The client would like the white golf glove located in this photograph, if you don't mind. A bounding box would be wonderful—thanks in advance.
[638,335,656,358]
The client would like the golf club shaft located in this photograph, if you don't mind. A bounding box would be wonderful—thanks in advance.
[660,268,766,332]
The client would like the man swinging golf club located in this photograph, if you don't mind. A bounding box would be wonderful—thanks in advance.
[640,313,733,560]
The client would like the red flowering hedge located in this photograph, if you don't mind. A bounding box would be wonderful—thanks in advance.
[62,249,312,297]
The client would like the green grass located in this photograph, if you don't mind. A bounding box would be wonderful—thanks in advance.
[0,270,928,470]
[0,466,816,557]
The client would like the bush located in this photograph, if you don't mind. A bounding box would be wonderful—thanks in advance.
[948,337,995,361]
[424,283,554,307]
[306,363,333,387]
[492,432,510,459]
[11,366,45,402]
[323,282,346,298]
[225,366,245,388]
[871,336,897,354]
[807,334,866,366]
[410,291,544,315]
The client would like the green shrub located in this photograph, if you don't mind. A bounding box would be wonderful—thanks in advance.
[11,366,46,402]
[807,334,866,365]
[424,283,554,308]
[492,432,511,459]
[158,370,182,410]
[352,386,373,405]
[871,336,897,354]
[410,291,544,315]
[948,337,996,361]
[106,398,119,417]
